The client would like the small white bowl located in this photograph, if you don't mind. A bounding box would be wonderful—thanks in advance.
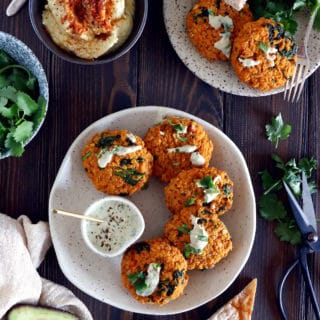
[81,196,145,258]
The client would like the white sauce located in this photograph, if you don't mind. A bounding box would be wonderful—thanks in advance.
[136,263,161,297]
[204,188,219,203]
[265,47,278,67]
[167,145,198,153]
[160,131,165,136]
[126,133,136,144]
[189,215,208,252]
[176,124,188,134]
[209,15,233,58]
[196,175,221,204]
[238,57,261,67]
[84,200,141,255]
[214,32,231,58]
[98,145,142,168]
[190,152,205,166]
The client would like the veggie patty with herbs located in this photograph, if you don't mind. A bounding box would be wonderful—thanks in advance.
[144,117,213,183]
[121,237,189,305]
[81,129,153,196]
[186,0,253,61]
[164,206,232,270]
[230,18,297,91]
[165,167,233,216]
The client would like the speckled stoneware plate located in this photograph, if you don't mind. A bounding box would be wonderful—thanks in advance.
[49,106,256,315]
[163,1,320,97]
[0,32,49,159]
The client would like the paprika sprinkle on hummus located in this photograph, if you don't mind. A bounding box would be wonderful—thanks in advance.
[42,0,134,59]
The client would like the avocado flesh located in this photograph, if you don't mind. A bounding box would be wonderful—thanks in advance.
[7,305,78,320]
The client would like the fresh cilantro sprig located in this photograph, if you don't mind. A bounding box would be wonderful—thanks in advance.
[265,113,292,148]
[259,154,317,244]
[0,50,47,157]
[248,0,320,35]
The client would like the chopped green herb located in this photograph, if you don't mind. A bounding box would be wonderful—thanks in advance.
[183,243,201,259]
[120,158,132,166]
[196,176,214,189]
[197,235,208,241]
[177,223,191,236]
[275,218,302,245]
[114,167,145,186]
[259,193,287,221]
[0,50,47,157]
[184,198,195,206]
[173,270,184,280]
[95,135,120,148]
[82,150,92,161]
[135,241,150,253]
[265,113,292,148]
[222,184,231,195]
[127,271,147,292]
[176,134,188,142]
[258,41,269,52]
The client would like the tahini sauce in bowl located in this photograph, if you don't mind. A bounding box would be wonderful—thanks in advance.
[81,196,145,257]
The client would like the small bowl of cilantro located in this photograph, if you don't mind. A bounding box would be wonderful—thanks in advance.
[0,31,48,159]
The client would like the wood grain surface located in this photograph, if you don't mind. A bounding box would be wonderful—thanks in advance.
[1,1,320,319]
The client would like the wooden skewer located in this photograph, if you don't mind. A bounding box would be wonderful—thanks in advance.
[52,208,106,223]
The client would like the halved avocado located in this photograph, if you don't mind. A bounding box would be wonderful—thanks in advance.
[6,304,78,320]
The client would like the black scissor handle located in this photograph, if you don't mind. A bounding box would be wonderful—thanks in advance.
[278,259,299,320]
[278,247,320,320]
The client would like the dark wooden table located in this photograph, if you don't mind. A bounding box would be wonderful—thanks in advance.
[1,1,320,319]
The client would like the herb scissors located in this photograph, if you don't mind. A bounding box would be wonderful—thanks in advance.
[278,172,320,320]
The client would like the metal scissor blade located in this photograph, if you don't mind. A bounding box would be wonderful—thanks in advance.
[283,180,317,237]
[302,171,317,232]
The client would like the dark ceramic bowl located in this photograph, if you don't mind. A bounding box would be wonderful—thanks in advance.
[29,0,148,65]
[0,31,49,159]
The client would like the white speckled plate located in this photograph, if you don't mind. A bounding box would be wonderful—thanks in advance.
[163,1,320,96]
[49,106,256,315]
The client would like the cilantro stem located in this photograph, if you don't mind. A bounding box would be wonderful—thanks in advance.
[263,179,282,195]
[0,64,31,79]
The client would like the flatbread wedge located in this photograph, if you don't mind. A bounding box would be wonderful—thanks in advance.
[208,278,257,320]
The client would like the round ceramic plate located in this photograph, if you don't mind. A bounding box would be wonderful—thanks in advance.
[49,106,256,315]
[163,1,320,97]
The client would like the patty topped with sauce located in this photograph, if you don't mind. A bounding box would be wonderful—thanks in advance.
[144,117,213,183]
[230,18,298,91]
[81,129,153,196]
[186,0,253,61]
[164,167,233,216]
[42,0,134,59]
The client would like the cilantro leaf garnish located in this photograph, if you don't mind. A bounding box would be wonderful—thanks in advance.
[259,193,287,221]
[114,167,145,186]
[127,271,147,292]
[183,243,201,259]
[196,176,214,189]
[177,223,191,236]
[275,219,302,245]
[265,113,291,148]
[13,120,33,143]
[184,198,195,206]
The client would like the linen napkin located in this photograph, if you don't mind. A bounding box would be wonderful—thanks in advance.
[0,213,93,320]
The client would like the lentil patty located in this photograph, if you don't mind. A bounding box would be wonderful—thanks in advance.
[186,0,253,61]
[121,237,189,305]
[164,167,233,216]
[164,207,232,270]
[230,18,297,91]
[144,117,213,183]
[81,129,153,195]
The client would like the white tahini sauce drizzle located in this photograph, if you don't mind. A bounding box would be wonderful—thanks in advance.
[190,152,205,166]
[167,145,198,153]
[209,14,233,58]
[136,263,161,296]
[126,133,136,144]
[98,145,142,168]
[189,215,208,252]
[265,47,278,67]
[238,57,261,67]
[196,175,221,203]
[160,131,165,136]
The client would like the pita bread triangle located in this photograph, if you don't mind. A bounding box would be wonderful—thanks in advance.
[208,278,257,320]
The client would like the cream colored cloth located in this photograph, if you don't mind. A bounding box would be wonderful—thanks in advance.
[0,213,93,320]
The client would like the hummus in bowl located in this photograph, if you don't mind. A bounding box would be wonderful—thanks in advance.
[42,0,134,60]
